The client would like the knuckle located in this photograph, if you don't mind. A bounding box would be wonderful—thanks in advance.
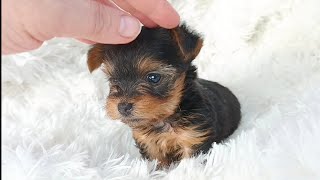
[91,5,112,37]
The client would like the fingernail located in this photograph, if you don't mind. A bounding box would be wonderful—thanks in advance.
[119,16,141,38]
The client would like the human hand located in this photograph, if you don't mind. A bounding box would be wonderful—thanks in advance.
[2,0,180,55]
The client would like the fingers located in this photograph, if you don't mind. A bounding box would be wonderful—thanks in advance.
[33,0,141,44]
[95,0,119,8]
[112,0,180,28]
[2,0,179,55]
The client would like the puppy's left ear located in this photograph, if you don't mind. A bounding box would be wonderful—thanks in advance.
[171,24,203,63]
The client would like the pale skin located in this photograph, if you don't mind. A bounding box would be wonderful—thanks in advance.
[2,0,180,55]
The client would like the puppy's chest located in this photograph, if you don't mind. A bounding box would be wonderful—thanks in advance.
[133,123,207,165]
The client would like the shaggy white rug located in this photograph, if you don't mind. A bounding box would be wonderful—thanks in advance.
[2,0,320,179]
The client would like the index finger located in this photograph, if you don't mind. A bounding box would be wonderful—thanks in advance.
[120,0,180,28]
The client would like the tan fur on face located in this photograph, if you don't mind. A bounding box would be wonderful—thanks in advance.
[137,59,163,74]
[131,95,176,123]
[137,58,177,76]
[131,74,185,122]
[105,73,185,124]
[133,115,210,166]
[106,97,121,119]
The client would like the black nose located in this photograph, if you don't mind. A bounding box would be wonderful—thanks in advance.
[118,103,133,116]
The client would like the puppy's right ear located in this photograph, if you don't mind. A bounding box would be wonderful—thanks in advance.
[170,24,203,63]
[87,45,104,73]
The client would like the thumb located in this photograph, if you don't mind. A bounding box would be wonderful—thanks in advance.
[38,0,142,44]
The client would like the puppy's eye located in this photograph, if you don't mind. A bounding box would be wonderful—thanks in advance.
[146,73,161,84]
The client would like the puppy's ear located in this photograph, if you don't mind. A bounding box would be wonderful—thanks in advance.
[87,45,104,73]
[171,24,203,63]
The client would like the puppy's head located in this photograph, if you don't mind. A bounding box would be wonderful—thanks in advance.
[87,24,203,127]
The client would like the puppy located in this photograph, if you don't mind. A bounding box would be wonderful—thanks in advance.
[87,24,241,167]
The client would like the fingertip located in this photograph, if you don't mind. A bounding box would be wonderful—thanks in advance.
[118,0,180,29]
[158,7,180,29]
[119,15,142,38]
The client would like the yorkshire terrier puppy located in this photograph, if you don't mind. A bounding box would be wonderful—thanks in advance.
[87,24,241,167]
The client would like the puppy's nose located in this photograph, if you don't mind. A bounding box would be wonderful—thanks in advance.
[118,103,133,116]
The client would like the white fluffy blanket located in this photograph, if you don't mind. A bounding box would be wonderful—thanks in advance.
[2,0,320,179]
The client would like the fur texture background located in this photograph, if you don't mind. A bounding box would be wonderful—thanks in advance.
[2,0,320,179]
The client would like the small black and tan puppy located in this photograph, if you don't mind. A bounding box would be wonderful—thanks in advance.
[87,24,241,167]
